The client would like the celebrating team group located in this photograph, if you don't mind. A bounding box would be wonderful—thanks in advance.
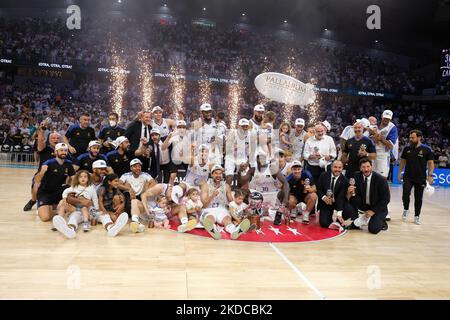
[23,102,435,239]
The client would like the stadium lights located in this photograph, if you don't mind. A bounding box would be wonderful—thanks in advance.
[242,13,246,16]
[284,20,287,23]
[203,7,206,11]
[324,28,328,31]
[163,4,167,7]
[118,0,122,3]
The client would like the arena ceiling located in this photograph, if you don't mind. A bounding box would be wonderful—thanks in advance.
[0,0,447,59]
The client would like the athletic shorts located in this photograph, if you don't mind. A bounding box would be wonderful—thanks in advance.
[37,187,66,207]
[201,207,230,225]
[374,155,390,178]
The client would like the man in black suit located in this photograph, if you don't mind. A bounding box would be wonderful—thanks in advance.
[317,160,356,229]
[346,157,390,234]
[125,110,152,171]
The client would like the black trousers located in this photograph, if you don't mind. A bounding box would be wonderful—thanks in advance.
[402,179,425,217]
[319,201,357,228]
[348,197,388,234]
[307,163,331,184]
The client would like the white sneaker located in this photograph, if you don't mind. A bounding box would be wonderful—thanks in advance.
[385,214,391,221]
[177,218,198,233]
[130,221,145,233]
[107,212,128,237]
[414,216,421,225]
[82,221,90,232]
[53,215,76,239]
[302,212,310,224]
[402,210,409,221]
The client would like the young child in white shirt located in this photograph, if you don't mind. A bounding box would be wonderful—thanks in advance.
[151,195,171,229]
[228,189,249,224]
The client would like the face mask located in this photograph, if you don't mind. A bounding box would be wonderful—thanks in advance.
[109,120,117,127]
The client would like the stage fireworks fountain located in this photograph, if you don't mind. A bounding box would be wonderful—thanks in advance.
[228,63,243,129]
[283,54,296,122]
[109,45,127,121]
[199,74,211,105]
[169,64,186,120]
[137,50,154,111]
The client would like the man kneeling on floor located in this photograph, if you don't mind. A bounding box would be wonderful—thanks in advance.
[200,165,251,240]
[346,157,390,234]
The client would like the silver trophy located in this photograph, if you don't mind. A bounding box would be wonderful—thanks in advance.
[349,178,356,196]
[326,189,333,198]
[313,146,320,156]
[304,178,310,193]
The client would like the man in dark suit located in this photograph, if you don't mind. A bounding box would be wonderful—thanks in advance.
[346,157,390,234]
[317,160,356,229]
[125,110,152,171]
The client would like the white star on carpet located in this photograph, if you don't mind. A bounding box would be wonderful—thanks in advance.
[215,226,225,233]
[255,228,265,235]
[286,226,302,236]
[268,225,283,236]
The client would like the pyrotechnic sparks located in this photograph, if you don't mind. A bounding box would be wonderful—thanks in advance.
[169,64,186,120]
[283,55,296,122]
[199,74,211,104]
[109,45,128,121]
[137,50,154,111]
[228,63,243,129]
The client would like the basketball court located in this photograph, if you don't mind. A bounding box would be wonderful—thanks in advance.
[1,167,449,300]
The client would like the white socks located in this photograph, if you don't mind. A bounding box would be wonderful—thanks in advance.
[131,215,140,223]
[225,224,236,234]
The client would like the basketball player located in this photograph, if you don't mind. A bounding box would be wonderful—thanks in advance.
[200,165,251,240]
[184,144,214,188]
[106,136,147,178]
[91,159,108,191]
[224,118,257,186]
[150,106,176,141]
[161,120,191,181]
[291,118,307,161]
[35,143,76,222]
[249,104,265,130]
[119,158,156,200]
[73,140,110,173]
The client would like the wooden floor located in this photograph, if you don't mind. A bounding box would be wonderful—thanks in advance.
[1,167,450,300]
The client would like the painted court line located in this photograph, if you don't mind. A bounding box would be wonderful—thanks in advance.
[269,242,326,300]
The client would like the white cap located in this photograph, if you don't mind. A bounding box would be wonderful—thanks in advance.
[238,118,250,126]
[171,185,184,204]
[55,143,68,151]
[176,120,187,127]
[150,128,161,136]
[198,144,210,151]
[382,110,393,120]
[200,103,212,111]
[114,136,128,149]
[254,104,265,112]
[424,182,435,197]
[152,106,163,113]
[130,158,143,167]
[291,160,303,167]
[360,118,370,129]
[322,120,331,131]
[88,140,101,149]
[92,159,107,169]
[295,118,305,126]
[210,165,224,174]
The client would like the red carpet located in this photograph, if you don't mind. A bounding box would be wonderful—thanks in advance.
[169,216,346,243]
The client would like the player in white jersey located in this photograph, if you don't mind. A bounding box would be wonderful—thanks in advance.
[371,110,398,178]
[184,144,214,188]
[273,149,292,177]
[249,104,265,130]
[224,118,257,186]
[91,160,108,192]
[119,158,156,199]
[150,106,176,140]
[241,151,289,211]
[291,118,307,161]
[200,165,251,240]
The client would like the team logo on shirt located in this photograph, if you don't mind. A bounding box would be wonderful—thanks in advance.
[418,150,423,157]
[65,168,68,174]
[53,169,58,172]
[76,132,80,136]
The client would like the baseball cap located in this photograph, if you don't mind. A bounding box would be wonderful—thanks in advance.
[130,158,143,167]
[92,160,107,169]
[55,143,68,151]
[171,185,184,204]
[150,128,161,136]
[88,140,101,149]
[114,136,128,149]
[291,160,303,168]
[152,106,163,113]
[200,103,212,111]
[238,118,250,126]
[176,120,187,127]
[198,144,210,151]
[382,110,393,120]
[210,165,224,174]
[360,118,370,129]
[322,120,331,131]
[295,118,305,126]
[254,104,265,112]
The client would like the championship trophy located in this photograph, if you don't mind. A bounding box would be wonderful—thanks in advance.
[248,192,264,229]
